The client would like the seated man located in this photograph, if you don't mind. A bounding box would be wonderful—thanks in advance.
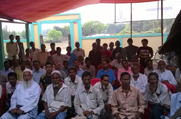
[15,60,27,81]
[6,72,21,107]
[97,59,116,86]
[110,53,123,72]
[170,81,181,118]
[94,74,114,119]
[82,57,96,78]
[130,63,147,95]
[117,60,132,84]
[144,59,157,76]
[1,69,41,119]
[36,70,71,119]
[64,67,82,96]
[111,72,145,119]
[73,71,104,119]
[154,60,177,86]
[145,72,170,119]
[0,61,13,77]
[54,62,67,80]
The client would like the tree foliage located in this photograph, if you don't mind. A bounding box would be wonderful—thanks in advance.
[48,29,62,42]
[82,21,108,36]
[54,25,70,37]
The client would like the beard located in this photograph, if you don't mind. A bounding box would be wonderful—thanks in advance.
[102,85,108,90]
[53,82,61,88]
[22,79,33,89]
[84,84,90,89]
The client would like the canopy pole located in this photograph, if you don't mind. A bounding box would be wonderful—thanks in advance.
[0,22,5,70]
[161,0,163,45]
[114,3,116,23]
[25,23,30,48]
[130,3,132,38]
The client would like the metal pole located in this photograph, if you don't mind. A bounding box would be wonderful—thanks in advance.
[25,23,30,48]
[0,22,5,69]
[130,3,133,38]
[114,3,116,23]
[161,0,164,45]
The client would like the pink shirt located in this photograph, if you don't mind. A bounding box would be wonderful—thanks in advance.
[117,67,133,83]
[111,86,145,119]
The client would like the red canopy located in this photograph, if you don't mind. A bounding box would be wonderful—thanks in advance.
[0,0,158,22]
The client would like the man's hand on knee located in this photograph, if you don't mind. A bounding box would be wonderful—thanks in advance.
[10,108,17,114]
[16,109,24,115]
[135,112,142,119]
[105,104,111,112]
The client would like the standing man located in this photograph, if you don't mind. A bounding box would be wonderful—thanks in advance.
[16,35,24,62]
[97,59,116,86]
[73,42,85,58]
[73,71,104,119]
[52,47,70,66]
[88,42,102,70]
[1,69,41,119]
[32,60,46,83]
[49,43,57,56]
[6,34,19,66]
[111,40,126,60]
[66,46,77,67]
[73,59,84,78]
[64,67,82,96]
[101,43,112,60]
[145,72,170,119]
[111,72,145,119]
[37,44,50,67]
[29,41,41,61]
[94,74,114,119]
[125,38,138,62]
[137,39,153,68]
[108,42,114,53]
[36,70,71,119]
[0,61,13,77]
[96,39,103,51]
[82,57,96,78]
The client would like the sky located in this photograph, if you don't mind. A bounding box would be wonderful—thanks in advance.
[2,3,115,32]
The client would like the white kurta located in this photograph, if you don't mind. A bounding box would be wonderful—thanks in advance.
[154,69,177,86]
[64,76,82,96]
[130,73,147,95]
[9,81,41,113]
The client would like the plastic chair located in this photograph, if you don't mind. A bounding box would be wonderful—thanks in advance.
[91,78,101,86]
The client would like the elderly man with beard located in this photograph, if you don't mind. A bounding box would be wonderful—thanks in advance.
[1,69,41,119]
[72,71,104,119]
[111,72,145,119]
[94,74,114,119]
[36,70,71,119]
[145,72,170,119]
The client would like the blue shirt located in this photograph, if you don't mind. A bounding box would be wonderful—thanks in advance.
[0,69,13,77]
[96,68,116,83]
[77,68,84,78]
[33,68,46,83]
[68,53,77,67]
[171,92,181,118]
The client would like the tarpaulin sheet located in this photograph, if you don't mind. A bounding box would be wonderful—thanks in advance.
[0,0,158,22]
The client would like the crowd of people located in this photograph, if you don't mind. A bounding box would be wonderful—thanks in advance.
[0,34,180,119]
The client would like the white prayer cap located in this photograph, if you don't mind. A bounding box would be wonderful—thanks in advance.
[23,69,33,75]
[51,70,61,77]
[157,59,165,64]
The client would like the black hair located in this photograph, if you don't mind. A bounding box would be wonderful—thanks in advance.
[56,47,61,50]
[15,35,20,39]
[4,61,9,65]
[101,74,109,80]
[96,39,100,41]
[50,43,55,46]
[148,72,159,79]
[85,57,91,62]
[47,56,53,59]
[121,59,128,63]
[142,39,148,42]
[63,60,68,63]
[127,38,133,42]
[9,34,14,38]
[103,43,107,46]
[68,67,76,73]
[102,58,109,63]
[66,46,71,50]
[73,59,78,62]
[33,60,40,64]
[120,72,130,79]
[145,58,152,65]
[82,71,91,78]
[45,61,53,66]
[8,72,17,79]
[20,60,26,64]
